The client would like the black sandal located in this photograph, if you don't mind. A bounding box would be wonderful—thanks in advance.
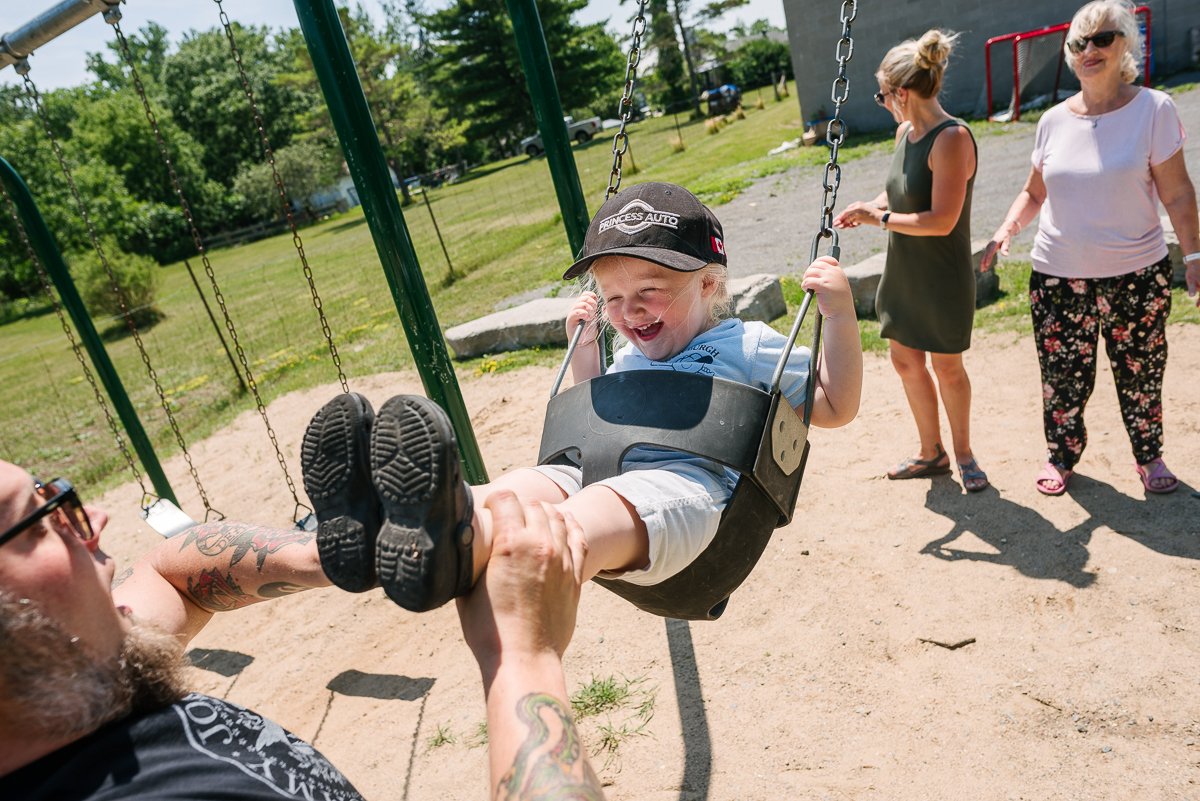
[371,395,475,612]
[887,443,951,480]
[301,392,381,593]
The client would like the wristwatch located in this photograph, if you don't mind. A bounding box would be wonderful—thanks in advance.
[880,211,891,231]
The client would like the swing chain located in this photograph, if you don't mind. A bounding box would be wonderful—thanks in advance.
[213,0,349,395]
[606,0,648,199]
[0,184,150,498]
[21,69,222,519]
[815,0,857,244]
[109,18,305,519]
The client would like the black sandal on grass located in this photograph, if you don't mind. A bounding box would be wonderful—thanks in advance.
[371,395,475,613]
[301,392,381,593]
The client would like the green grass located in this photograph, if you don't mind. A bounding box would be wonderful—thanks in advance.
[425,724,456,751]
[465,721,488,749]
[570,674,635,720]
[569,675,656,768]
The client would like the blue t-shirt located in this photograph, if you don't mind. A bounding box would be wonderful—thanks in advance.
[607,318,812,484]
[610,318,811,407]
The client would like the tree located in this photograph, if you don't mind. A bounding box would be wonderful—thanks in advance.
[644,0,690,114]
[421,0,623,157]
[73,238,161,329]
[0,93,148,298]
[643,0,749,116]
[279,4,467,203]
[70,90,230,240]
[85,21,171,91]
[726,37,792,90]
[232,140,340,222]
[160,24,317,189]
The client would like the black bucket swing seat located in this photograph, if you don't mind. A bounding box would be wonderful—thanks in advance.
[537,295,824,621]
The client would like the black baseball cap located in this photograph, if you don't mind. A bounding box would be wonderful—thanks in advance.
[562,182,727,279]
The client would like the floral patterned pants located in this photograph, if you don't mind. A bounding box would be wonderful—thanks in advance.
[1029,258,1172,471]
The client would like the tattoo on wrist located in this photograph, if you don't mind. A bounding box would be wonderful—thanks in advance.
[495,693,604,800]
[179,522,313,571]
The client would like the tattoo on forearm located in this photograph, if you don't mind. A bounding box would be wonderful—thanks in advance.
[178,522,313,571]
[495,693,604,801]
[187,568,251,612]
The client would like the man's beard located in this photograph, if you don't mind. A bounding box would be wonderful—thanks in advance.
[0,591,190,741]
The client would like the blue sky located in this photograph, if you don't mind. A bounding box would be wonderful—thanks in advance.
[1,0,787,90]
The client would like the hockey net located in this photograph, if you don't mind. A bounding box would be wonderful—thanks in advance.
[985,6,1151,122]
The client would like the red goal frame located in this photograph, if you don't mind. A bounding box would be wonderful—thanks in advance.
[985,5,1151,122]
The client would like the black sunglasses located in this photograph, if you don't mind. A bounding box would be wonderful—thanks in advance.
[0,478,95,549]
[1067,30,1123,54]
[873,89,893,107]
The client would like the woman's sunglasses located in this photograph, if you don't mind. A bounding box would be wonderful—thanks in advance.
[0,478,95,549]
[1067,30,1123,54]
[873,89,894,107]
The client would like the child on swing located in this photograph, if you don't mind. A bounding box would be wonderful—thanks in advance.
[301,182,863,611]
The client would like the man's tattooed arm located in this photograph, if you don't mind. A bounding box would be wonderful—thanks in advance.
[171,521,325,611]
[112,520,328,642]
[495,693,605,801]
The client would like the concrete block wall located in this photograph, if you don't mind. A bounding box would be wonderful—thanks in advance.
[784,0,1200,135]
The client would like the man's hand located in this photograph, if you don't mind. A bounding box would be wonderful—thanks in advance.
[456,493,603,799]
[457,492,587,678]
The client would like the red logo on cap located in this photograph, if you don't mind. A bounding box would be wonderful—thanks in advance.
[711,236,725,255]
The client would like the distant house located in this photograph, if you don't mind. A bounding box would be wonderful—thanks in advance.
[308,162,402,212]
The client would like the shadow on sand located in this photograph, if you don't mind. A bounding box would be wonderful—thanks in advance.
[920,472,1200,586]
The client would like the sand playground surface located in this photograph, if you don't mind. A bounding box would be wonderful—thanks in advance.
[94,320,1200,801]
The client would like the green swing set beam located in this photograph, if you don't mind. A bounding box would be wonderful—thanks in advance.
[504,0,591,255]
[0,155,178,505]
[292,0,489,484]
[292,0,595,484]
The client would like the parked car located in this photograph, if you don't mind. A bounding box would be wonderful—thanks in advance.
[701,84,742,117]
[521,115,602,157]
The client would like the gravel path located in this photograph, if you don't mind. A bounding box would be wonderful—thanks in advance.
[721,75,1200,280]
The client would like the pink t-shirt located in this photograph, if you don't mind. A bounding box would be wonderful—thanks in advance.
[1030,87,1186,279]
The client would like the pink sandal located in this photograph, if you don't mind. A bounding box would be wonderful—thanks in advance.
[1136,458,1178,494]
[1035,462,1072,496]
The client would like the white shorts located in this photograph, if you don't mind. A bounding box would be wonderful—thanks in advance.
[531,461,733,586]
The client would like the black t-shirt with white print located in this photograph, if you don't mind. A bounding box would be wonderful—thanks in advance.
[2,693,365,800]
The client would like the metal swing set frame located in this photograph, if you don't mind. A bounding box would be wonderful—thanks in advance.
[1,0,858,619]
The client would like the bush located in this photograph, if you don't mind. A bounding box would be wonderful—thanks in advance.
[72,240,160,327]
[727,39,793,90]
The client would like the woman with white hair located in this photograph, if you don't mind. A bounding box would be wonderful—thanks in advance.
[982,0,1200,496]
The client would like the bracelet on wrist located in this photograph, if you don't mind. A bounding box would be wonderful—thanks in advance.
[1184,252,1200,264]
[1004,218,1022,235]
